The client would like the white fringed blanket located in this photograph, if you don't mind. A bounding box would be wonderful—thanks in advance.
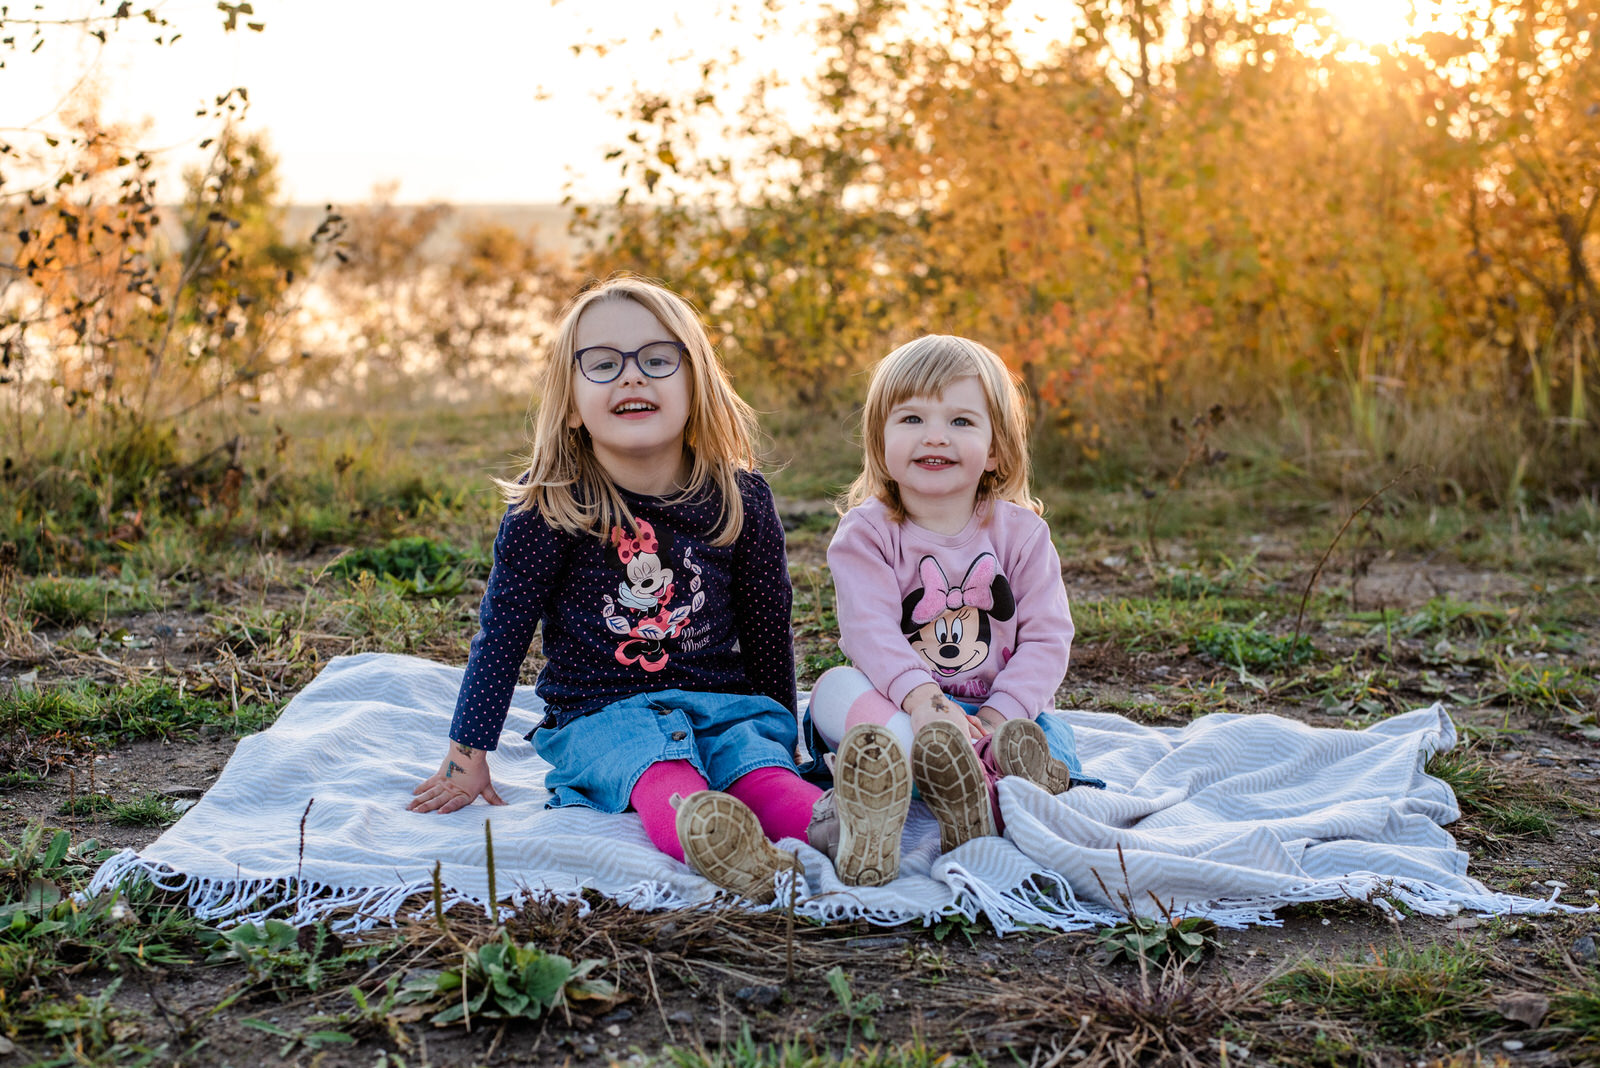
[88,653,1584,932]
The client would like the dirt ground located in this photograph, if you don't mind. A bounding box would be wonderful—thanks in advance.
[2,509,1599,1068]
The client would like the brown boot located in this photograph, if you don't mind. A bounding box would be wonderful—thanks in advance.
[808,725,912,886]
[673,791,798,905]
[992,717,1072,794]
[911,719,996,853]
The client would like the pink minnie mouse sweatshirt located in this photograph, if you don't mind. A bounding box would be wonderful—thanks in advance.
[826,496,1073,721]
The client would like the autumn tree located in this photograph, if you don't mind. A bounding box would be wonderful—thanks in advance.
[586,0,1598,496]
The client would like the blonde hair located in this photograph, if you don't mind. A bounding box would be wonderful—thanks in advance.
[496,275,758,545]
[844,334,1040,522]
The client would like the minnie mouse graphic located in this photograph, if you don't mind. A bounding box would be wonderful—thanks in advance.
[602,520,693,671]
[899,553,1015,681]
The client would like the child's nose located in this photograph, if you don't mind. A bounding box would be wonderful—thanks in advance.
[617,353,649,384]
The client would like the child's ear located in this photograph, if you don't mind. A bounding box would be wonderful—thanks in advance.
[985,445,998,472]
[567,408,583,430]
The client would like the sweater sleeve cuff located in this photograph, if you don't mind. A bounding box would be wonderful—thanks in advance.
[982,691,1031,722]
[448,730,500,753]
[886,669,935,711]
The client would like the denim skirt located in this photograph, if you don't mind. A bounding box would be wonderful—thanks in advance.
[529,688,809,813]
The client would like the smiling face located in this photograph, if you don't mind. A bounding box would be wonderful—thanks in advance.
[907,605,991,677]
[568,297,693,494]
[880,375,996,529]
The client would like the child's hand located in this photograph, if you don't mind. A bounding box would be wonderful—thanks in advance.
[903,683,988,741]
[408,742,507,813]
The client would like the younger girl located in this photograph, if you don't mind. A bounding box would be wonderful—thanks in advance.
[812,335,1099,853]
[407,276,907,901]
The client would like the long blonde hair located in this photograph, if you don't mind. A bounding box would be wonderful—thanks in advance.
[844,334,1040,522]
[496,275,758,545]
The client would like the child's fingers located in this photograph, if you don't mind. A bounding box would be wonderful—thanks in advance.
[483,783,507,806]
[965,714,990,739]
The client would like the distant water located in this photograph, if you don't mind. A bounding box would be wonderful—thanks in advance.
[284,202,580,261]
[160,202,582,263]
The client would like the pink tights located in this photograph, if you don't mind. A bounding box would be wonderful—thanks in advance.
[630,761,823,863]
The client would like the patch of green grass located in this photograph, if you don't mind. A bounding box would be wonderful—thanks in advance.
[19,572,165,628]
[1386,597,1509,640]
[0,679,279,750]
[20,576,105,627]
[1552,973,1600,1046]
[1084,595,1262,653]
[107,794,180,828]
[1427,749,1564,837]
[1268,943,1495,1047]
[56,794,119,819]
[1489,659,1596,718]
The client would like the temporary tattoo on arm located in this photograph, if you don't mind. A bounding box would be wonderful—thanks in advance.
[445,760,465,779]
[930,694,961,717]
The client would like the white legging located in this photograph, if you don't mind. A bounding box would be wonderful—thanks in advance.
[808,665,915,765]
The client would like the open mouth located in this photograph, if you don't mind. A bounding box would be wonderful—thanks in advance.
[914,456,956,467]
[612,400,658,415]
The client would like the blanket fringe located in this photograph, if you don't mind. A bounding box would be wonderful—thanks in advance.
[86,848,1593,936]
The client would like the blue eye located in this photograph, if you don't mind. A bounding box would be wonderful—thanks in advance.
[953,417,973,427]
[902,414,922,424]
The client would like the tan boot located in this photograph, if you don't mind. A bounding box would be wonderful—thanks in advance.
[911,719,996,853]
[992,717,1072,794]
[808,725,912,886]
[673,791,798,905]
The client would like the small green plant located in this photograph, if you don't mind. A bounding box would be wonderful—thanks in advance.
[206,919,389,993]
[25,976,136,1059]
[822,965,883,1044]
[329,535,481,597]
[1095,914,1219,967]
[392,933,617,1025]
[1194,620,1314,672]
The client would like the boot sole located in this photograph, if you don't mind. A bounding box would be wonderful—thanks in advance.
[674,791,797,905]
[832,725,912,886]
[993,718,1072,794]
[911,719,995,852]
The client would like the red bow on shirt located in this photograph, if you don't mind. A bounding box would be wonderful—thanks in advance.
[610,520,659,562]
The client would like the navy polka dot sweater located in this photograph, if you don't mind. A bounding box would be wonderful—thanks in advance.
[449,469,797,750]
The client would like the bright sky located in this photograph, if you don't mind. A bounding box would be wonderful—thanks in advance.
[4,0,826,204]
[2,0,1424,206]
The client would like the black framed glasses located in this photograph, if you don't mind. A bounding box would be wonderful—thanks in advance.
[573,341,687,384]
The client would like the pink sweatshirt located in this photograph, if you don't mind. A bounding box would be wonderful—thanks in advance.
[826,497,1073,721]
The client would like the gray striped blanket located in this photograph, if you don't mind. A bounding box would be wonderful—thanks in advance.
[87,652,1581,932]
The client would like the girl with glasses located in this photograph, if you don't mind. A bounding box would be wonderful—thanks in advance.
[809,335,1102,857]
[408,275,906,901]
